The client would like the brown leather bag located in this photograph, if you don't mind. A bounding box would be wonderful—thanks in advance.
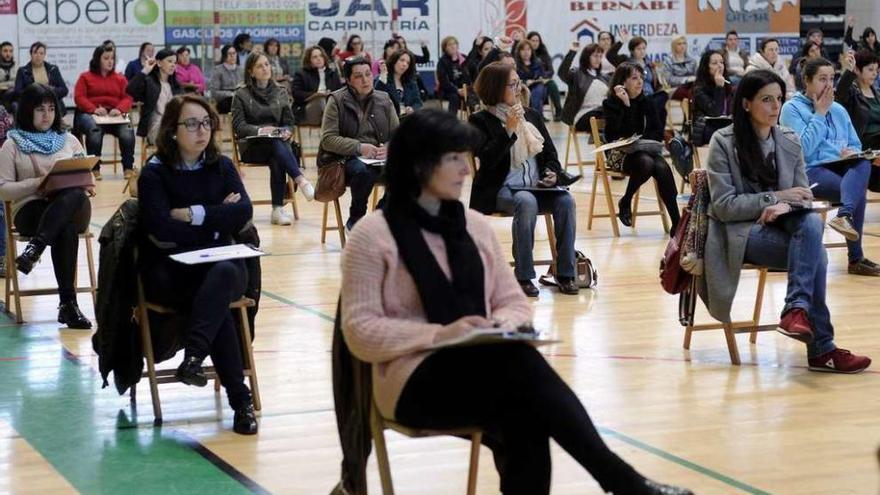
[659,204,691,295]
[315,149,346,202]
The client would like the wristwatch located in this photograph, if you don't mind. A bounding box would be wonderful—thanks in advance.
[762,193,778,205]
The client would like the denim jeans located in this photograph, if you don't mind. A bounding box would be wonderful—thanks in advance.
[496,186,577,280]
[807,159,870,263]
[344,157,380,229]
[267,139,302,207]
[743,212,836,358]
[528,83,547,115]
[73,112,136,170]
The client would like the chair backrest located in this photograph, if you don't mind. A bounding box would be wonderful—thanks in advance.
[589,116,607,171]
[681,98,692,127]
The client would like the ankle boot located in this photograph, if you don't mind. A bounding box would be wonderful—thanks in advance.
[16,240,46,275]
[175,355,208,387]
[233,403,259,435]
[58,302,92,329]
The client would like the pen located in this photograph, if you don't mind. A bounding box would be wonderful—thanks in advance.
[809,183,819,189]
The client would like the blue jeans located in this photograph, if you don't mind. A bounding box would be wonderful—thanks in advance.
[743,212,835,358]
[496,187,577,280]
[73,112,135,170]
[528,83,547,115]
[267,139,303,207]
[807,159,870,263]
[344,157,380,228]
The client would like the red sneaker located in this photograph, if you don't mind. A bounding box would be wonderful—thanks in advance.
[808,348,872,374]
[778,308,814,343]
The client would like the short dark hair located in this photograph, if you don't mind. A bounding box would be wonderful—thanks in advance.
[855,49,880,71]
[759,38,779,53]
[138,42,153,59]
[474,61,514,106]
[233,33,252,51]
[220,44,235,65]
[29,41,46,54]
[387,50,415,83]
[384,109,480,208]
[89,43,115,74]
[803,57,834,81]
[607,62,642,98]
[597,31,615,43]
[579,43,603,71]
[725,30,738,38]
[0,41,12,50]
[346,35,363,53]
[806,28,823,40]
[155,94,222,169]
[264,38,281,55]
[382,38,400,59]
[15,83,64,133]
[799,40,821,58]
[343,56,371,80]
[628,37,647,53]
[302,45,330,70]
[176,45,190,56]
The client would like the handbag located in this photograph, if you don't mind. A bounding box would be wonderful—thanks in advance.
[538,251,598,289]
[315,148,346,203]
[659,204,691,295]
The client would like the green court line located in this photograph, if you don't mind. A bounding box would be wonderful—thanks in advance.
[0,322,256,494]
[263,291,773,494]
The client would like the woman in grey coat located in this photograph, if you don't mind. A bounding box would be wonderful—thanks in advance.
[703,69,871,373]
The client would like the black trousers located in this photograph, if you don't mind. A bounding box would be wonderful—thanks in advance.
[14,188,91,303]
[144,258,251,409]
[395,344,643,495]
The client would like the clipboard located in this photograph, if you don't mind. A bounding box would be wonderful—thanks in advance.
[508,185,569,193]
[429,327,560,350]
[817,150,879,168]
[591,134,640,154]
[360,158,385,166]
[169,244,268,265]
[37,156,99,193]
[92,115,130,125]
[48,156,100,174]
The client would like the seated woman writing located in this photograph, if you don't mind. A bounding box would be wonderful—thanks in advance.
[341,108,692,495]
[232,52,314,227]
[469,62,580,298]
[704,70,871,373]
[0,83,94,329]
[138,94,258,434]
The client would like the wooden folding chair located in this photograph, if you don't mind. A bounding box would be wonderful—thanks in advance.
[231,137,300,221]
[458,84,472,121]
[79,133,120,175]
[683,265,778,365]
[3,202,97,324]
[295,124,322,168]
[587,117,670,237]
[562,125,592,176]
[321,199,347,247]
[371,398,481,495]
[130,272,260,426]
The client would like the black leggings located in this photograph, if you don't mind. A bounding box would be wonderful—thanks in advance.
[144,258,251,409]
[395,344,644,494]
[14,188,91,303]
[621,151,681,230]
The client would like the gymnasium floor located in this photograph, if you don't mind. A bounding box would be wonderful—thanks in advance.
[2,121,879,494]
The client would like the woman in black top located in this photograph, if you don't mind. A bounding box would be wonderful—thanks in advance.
[13,42,68,101]
[691,50,733,146]
[126,48,182,145]
[527,31,563,121]
[292,46,343,125]
[138,94,258,435]
[437,36,471,114]
[465,36,493,81]
[602,62,680,232]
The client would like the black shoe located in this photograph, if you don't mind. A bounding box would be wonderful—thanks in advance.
[233,403,259,435]
[15,241,44,275]
[175,355,208,387]
[556,171,582,187]
[638,478,693,495]
[557,277,580,295]
[57,302,92,329]
[518,279,539,298]
[617,197,633,227]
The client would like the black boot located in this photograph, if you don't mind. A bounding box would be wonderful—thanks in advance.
[15,239,46,275]
[617,197,633,227]
[58,302,92,329]
[175,355,208,387]
[233,403,259,435]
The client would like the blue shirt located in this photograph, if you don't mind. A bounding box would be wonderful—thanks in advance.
[780,92,862,168]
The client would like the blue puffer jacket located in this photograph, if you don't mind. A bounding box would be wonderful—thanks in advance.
[780,92,862,168]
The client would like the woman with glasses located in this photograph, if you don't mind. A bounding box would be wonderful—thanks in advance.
[0,83,95,329]
[138,94,258,435]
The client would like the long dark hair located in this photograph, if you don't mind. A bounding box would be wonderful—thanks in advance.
[695,50,731,95]
[862,27,877,47]
[89,43,115,74]
[155,94,222,169]
[384,109,480,209]
[526,31,550,59]
[732,70,786,186]
[579,43,603,72]
[387,50,415,83]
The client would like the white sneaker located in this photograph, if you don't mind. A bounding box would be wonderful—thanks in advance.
[299,180,315,201]
[271,206,292,225]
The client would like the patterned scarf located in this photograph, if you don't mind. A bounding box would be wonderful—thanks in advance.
[7,129,67,155]
[487,104,545,170]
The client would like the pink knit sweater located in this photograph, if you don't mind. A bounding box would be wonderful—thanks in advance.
[341,208,533,419]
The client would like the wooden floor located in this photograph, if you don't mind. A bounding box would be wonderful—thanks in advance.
[3,120,880,494]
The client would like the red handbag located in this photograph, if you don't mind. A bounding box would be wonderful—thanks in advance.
[659,205,691,295]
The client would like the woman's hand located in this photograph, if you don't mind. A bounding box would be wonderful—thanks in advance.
[841,148,858,158]
[713,67,726,87]
[108,108,122,117]
[434,315,493,344]
[142,57,156,74]
[758,203,792,224]
[223,192,241,204]
[812,85,834,116]
[86,186,96,197]
[539,171,557,187]
[505,103,524,131]
[93,107,108,116]
[360,143,380,159]
[774,187,813,203]
[613,85,630,106]
[570,40,580,52]
[170,208,192,223]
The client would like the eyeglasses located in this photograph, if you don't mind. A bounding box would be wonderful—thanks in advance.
[506,80,522,89]
[178,117,213,132]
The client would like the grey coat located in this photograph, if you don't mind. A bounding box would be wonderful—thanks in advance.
[661,56,696,88]
[209,64,243,101]
[700,125,808,322]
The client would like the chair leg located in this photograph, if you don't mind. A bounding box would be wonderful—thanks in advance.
[85,235,97,307]
[683,325,693,349]
[587,169,600,231]
[10,239,22,324]
[723,323,741,365]
[238,306,261,411]
[564,129,573,170]
[599,168,621,237]
[370,410,395,495]
[214,377,221,392]
[466,432,482,495]
[321,202,330,244]
[4,246,11,314]
[334,199,347,247]
[544,214,558,276]
[750,269,768,344]
[371,185,380,211]
[139,304,163,425]
[572,130,585,177]
[289,179,300,221]
[654,180,670,233]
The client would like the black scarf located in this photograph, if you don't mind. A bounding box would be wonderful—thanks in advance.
[383,199,486,325]
[0,59,13,81]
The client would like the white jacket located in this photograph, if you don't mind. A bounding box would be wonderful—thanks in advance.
[745,52,796,98]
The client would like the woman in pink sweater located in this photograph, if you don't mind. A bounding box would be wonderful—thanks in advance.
[340,109,691,495]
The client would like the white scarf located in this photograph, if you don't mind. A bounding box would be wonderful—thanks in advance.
[487,104,545,170]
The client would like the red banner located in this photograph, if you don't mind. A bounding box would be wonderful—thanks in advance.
[0,0,16,15]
